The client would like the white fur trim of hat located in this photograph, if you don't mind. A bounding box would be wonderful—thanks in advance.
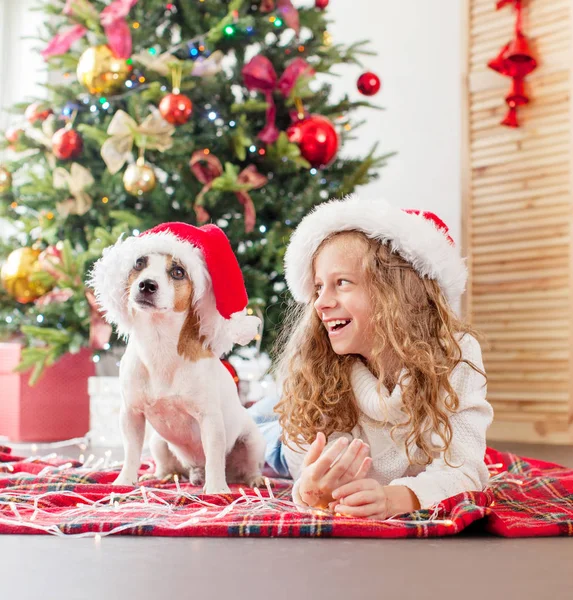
[284,195,467,307]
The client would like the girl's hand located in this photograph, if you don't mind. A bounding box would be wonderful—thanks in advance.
[330,480,421,520]
[298,432,371,509]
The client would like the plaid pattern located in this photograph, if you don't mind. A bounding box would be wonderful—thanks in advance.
[0,445,571,538]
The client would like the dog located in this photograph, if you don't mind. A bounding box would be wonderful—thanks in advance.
[89,223,266,494]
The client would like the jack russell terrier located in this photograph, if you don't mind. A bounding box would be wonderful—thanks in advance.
[89,222,266,494]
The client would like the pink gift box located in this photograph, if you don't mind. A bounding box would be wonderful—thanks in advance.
[0,343,95,442]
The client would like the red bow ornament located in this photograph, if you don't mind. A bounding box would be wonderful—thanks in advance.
[42,0,138,61]
[242,56,315,144]
[189,151,268,233]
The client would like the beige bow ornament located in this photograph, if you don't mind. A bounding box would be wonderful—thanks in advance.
[53,162,95,217]
[101,109,175,174]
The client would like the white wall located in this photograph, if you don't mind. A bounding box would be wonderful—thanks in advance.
[0,0,463,242]
[327,0,463,244]
[0,0,47,132]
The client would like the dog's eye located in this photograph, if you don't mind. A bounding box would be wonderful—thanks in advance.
[134,257,147,271]
[171,266,185,280]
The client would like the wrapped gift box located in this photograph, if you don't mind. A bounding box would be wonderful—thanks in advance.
[0,342,94,442]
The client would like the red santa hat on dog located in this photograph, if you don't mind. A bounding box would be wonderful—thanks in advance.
[89,222,259,356]
[284,195,467,307]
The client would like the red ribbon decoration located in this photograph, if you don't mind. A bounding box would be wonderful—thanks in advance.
[42,0,138,61]
[486,0,536,128]
[189,151,268,233]
[85,290,113,350]
[242,56,315,144]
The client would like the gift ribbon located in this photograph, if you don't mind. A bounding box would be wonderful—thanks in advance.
[189,151,267,233]
[242,57,315,144]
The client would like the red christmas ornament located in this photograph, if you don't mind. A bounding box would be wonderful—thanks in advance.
[506,77,528,108]
[315,0,329,9]
[25,102,53,124]
[487,0,536,128]
[505,32,537,78]
[221,359,240,389]
[52,128,83,160]
[159,93,193,125]
[287,115,339,168]
[5,126,22,143]
[357,72,381,96]
[501,107,519,128]
[5,126,24,149]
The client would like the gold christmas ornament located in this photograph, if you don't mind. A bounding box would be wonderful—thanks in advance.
[76,45,130,95]
[123,159,157,196]
[0,166,12,194]
[0,247,54,303]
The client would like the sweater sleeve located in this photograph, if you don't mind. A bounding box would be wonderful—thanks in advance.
[284,431,355,506]
[388,334,494,509]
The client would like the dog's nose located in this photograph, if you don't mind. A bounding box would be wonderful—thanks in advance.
[139,279,158,294]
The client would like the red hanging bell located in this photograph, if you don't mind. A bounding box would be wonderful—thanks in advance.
[487,43,512,76]
[501,106,519,128]
[505,33,537,78]
[505,77,528,107]
[496,0,520,9]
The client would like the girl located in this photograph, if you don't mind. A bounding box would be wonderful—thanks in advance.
[254,195,493,520]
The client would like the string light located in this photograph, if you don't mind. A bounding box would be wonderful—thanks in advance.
[208,111,217,120]
[224,25,235,36]
[102,196,109,204]
[274,18,283,27]
[132,22,140,29]
[36,315,44,323]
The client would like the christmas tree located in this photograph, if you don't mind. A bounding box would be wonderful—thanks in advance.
[0,0,390,383]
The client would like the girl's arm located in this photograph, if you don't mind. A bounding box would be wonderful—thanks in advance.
[387,334,493,509]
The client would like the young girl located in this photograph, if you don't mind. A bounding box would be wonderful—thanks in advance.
[254,194,493,520]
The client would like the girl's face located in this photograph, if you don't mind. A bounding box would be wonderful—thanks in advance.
[313,235,375,360]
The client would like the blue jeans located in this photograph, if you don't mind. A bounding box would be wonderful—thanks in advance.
[248,394,290,478]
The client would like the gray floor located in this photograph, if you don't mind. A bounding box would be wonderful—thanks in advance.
[1,441,572,600]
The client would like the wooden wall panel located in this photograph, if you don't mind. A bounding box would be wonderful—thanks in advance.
[462,0,573,443]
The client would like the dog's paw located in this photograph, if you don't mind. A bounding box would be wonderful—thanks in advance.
[113,474,137,487]
[203,483,231,495]
[188,466,205,486]
[246,475,267,489]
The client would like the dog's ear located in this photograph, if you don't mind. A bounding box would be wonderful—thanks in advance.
[177,299,212,361]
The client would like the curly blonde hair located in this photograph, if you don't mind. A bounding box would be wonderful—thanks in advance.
[274,230,485,466]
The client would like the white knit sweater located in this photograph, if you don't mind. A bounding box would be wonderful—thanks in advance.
[284,334,494,509]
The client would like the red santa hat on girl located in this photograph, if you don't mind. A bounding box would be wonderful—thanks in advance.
[89,222,260,356]
[284,195,467,307]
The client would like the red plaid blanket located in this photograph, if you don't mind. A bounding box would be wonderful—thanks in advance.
[0,446,571,538]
